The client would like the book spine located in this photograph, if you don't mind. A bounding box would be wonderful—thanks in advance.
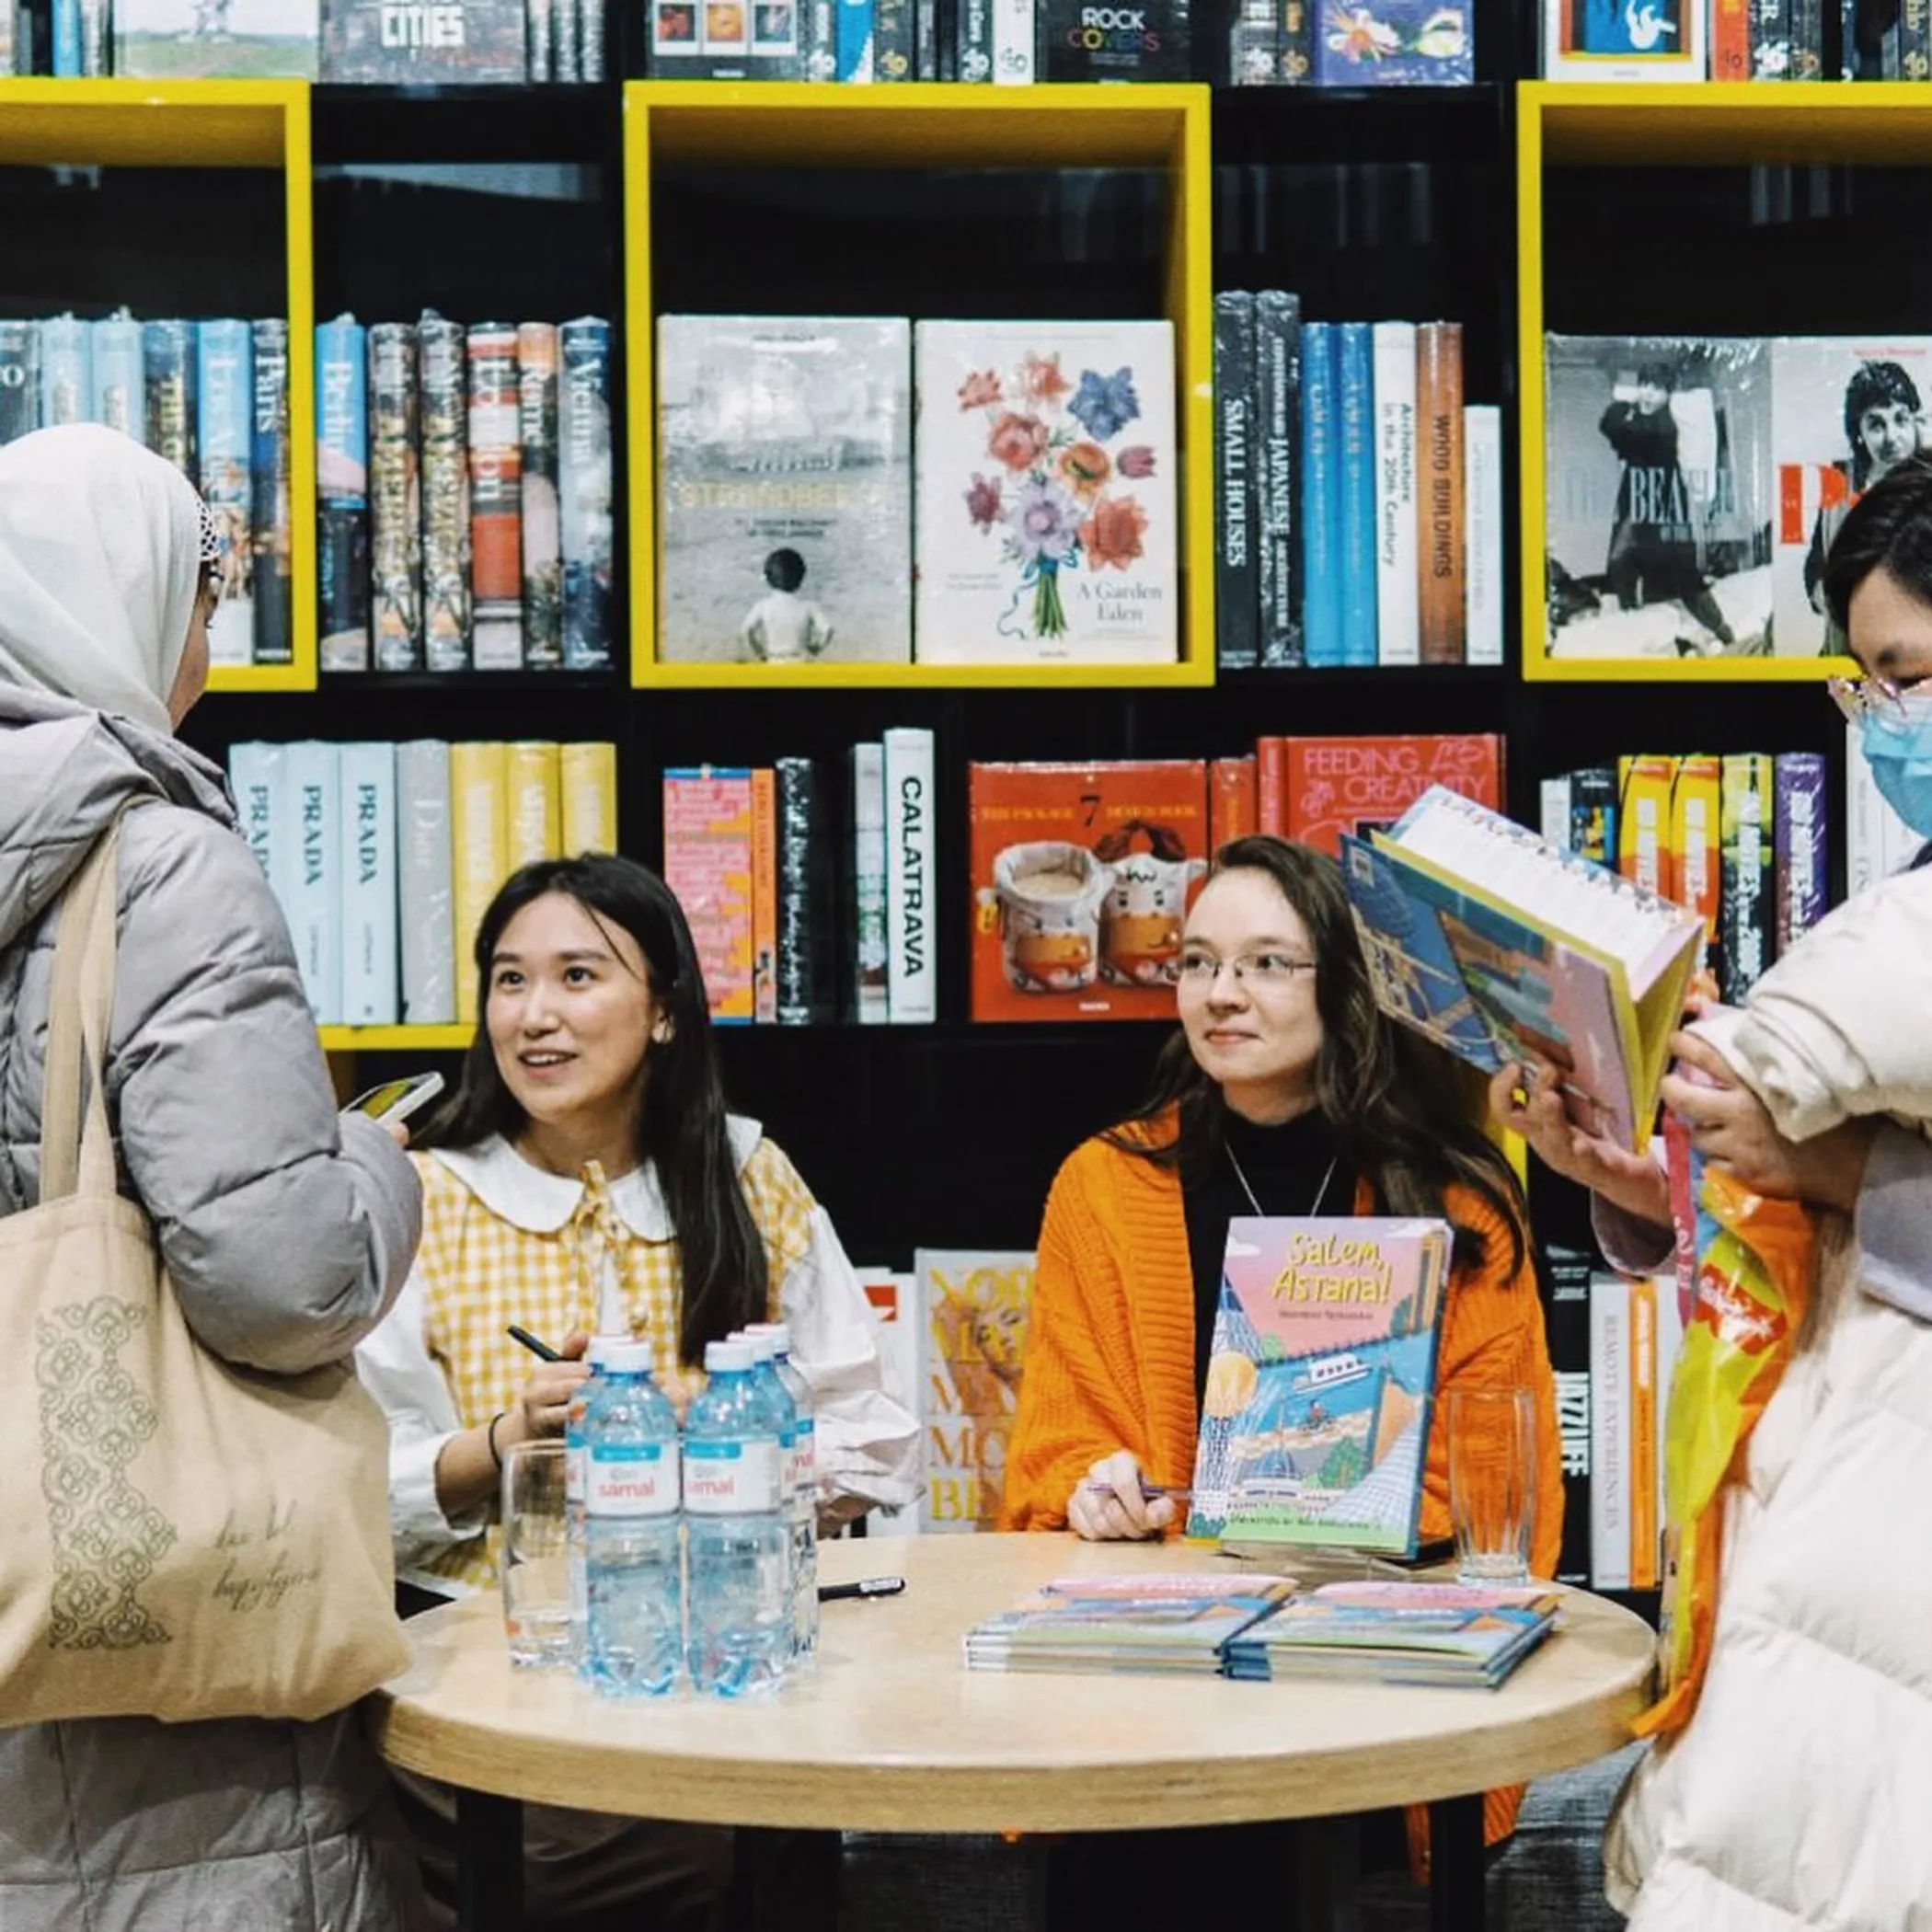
[956,0,992,75]
[529,0,556,75]
[38,316,87,429]
[249,319,293,669]
[143,320,197,478]
[1750,0,1791,74]
[1774,751,1828,956]
[196,318,255,671]
[775,756,831,1025]
[663,768,755,1024]
[1791,0,1824,72]
[339,742,399,1029]
[883,727,937,1024]
[316,316,370,673]
[1256,290,1302,668]
[1617,753,1676,896]
[876,0,917,73]
[1416,321,1465,665]
[559,316,614,672]
[397,739,456,1026]
[1281,0,1313,76]
[1589,1270,1631,1593]
[837,0,876,75]
[806,0,840,75]
[753,765,779,1024]
[1335,321,1376,669]
[420,312,472,674]
[1257,734,1288,836]
[1712,0,1752,73]
[515,322,564,671]
[1213,291,1259,673]
[1463,402,1502,667]
[1901,0,1929,73]
[581,0,607,77]
[450,742,510,1027]
[1719,753,1774,1004]
[368,321,422,673]
[91,315,143,439]
[555,0,581,77]
[850,742,891,1025]
[228,741,295,914]
[466,322,523,672]
[1298,319,1340,667]
[0,322,36,445]
[1538,774,1572,849]
[559,740,618,857]
[1544,1247,1593,1590]
[1209,755,1259,852]
[914,0,940,74]
[52,0,81,73]
[1570,765,1617,864]
[1371,319,1420,669]
[1670,753,1721,950]
[284,740,344,1026]
[991,0,1032,78]
[1627,1272,1658,1593]
[506,740,561,869]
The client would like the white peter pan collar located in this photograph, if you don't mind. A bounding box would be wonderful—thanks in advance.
[430,1115,764,1239]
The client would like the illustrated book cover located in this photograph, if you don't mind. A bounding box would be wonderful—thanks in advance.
[114,0,320,75]
[914,319,1177,667]
[1185,1215,1453,1557]
[321,0,526,84]
[1277,732,1504,860]
[658,315,912,667]
[968,760,1208,1023]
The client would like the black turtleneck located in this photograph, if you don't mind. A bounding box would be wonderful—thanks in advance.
[1182,1105,1357,1407]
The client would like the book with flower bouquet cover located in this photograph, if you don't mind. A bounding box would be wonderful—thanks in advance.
[1186,1216,1453,1557]
[961,1571,1297,1676]
[1338,783,1706,1155]
[914,320,1177,667]
[1222,1580,1561,1689]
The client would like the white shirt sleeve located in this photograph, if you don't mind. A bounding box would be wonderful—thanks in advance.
[780,1206,923,1512]
[354,1266,489,1579]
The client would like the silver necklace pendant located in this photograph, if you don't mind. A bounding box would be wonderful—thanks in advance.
[1225,1135,1339,1221]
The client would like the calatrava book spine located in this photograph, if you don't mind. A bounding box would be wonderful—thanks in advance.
[882,727,937,1024]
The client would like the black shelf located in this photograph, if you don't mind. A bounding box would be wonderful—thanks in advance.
[311,85,615,167]
[1211,83,1506,164]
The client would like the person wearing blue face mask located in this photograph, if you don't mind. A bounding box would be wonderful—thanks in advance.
[1492,453,1932,1932]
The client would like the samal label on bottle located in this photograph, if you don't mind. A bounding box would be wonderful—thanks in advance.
[684,1438,782,1514]
[586,1442,681,1518]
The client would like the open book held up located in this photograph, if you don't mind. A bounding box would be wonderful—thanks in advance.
[1340,785,1706,1154]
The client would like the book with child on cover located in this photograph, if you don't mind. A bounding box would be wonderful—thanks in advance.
[1186,1215,1452,1557]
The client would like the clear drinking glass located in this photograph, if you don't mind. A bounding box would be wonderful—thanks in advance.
[1447,1386,1535,1587]
[500,1438,572,1667]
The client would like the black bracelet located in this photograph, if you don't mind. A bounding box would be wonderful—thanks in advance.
[487,1411,507,1472]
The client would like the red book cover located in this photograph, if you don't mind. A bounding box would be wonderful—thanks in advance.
[662,766,754,1024]
[1210,755,1259,855]
[1283,735,1504,859]
[969,761,1208,1022]
[1258,736,1289,836]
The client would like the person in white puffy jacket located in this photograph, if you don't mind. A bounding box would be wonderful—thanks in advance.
[1495,454,1932,1931]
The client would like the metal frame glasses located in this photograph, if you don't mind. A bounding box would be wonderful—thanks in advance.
[1176,949,1318,988]
[1828,674,1911,727]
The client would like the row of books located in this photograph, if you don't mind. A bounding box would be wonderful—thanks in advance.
[0,313,294,672]
[225,738,617,1028]
[1545,332,1932,664]
[658,315,1177,670]
[661,729,937,1029]
[1213,296,1501,671]
[964,1574,1559,1689]
[1540,751,1831,1005]
[3,0,597,81]
[1541,0,1922,82]
[317,313,613,675]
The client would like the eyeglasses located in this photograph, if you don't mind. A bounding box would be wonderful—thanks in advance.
[1828,673,1912,727]
[1177,949,1318,987]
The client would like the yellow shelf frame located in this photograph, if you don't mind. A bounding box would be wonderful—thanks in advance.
[318,1025,474,1055]
[0,78,317,693]
[622,80,1215,690]
[1518,81,1865,683]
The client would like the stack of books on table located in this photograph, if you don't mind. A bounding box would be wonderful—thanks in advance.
[1221,1581,1562,1690]
[960,1573,1296,1678]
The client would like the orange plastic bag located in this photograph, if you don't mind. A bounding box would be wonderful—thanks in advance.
[1634,1102,1815,1739]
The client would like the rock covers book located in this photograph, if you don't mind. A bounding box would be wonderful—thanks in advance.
[1543,336,1772,662]
[914,319,1177,666]
[1186,1216,1452,1557]
[658,316,912,667]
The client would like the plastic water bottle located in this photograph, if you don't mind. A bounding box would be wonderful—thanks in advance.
[746,1320,819,1666]
[563,1336,615,1665]
[684,1339,789,1698]
[580,1340,684,1698]
[735,1331,799,1660]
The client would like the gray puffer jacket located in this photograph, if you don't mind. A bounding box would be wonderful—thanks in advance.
[0,687,426,1932]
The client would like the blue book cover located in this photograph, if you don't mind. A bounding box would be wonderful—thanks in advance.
[197,318,255,669]
[837,0,876,75]
[1298,322,1342,667]
[1335,320,1377,668]
[1310,0,1473,83]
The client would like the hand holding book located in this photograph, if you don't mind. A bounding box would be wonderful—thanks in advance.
[1489,1058,1671,1229]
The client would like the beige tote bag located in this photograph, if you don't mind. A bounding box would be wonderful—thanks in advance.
[0,821,409,1725]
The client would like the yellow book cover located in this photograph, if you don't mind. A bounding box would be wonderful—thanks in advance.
[1669,753,1720,950]
[507,741,561,871]
[559,742,618,857]
[1627,1272,1658,1591]
[751,766,776,1026]
[1617,754,1677,900]
[449,742,510,1024]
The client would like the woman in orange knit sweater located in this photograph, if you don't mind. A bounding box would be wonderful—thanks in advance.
[1004,835,1564,1890]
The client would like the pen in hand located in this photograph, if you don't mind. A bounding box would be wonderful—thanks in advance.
[507,1324,562,1363]
[818,1576,906,1604]
[1082,1479,1190,1503]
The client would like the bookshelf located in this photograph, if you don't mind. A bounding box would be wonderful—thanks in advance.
[0,77,320,693]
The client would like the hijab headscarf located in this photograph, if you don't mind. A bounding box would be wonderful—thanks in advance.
[0,423,207,734]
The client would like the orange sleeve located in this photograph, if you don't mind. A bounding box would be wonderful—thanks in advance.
[1001,1150,1166,1531]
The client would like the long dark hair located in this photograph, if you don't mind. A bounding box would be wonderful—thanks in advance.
[422,854,766,1365]
[1105,835,1526,1277]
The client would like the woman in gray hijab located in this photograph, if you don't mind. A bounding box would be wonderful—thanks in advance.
[0,425,426,1931]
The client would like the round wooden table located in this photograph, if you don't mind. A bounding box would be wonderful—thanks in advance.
[369,1533,1657,1930]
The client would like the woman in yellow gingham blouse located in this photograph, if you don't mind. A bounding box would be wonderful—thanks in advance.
[357,852,920,1602]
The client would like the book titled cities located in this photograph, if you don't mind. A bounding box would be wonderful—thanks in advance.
[657,316,912,667]
[914,319,1177,667]
[1187,1216,1452,1556]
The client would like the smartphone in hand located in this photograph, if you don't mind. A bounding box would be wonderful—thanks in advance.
[342,1071,445,1133]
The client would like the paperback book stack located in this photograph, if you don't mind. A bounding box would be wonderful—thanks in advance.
[0,310,293,671]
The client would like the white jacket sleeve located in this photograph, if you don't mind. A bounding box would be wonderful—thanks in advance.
[1691,867,1932,1141]
[354,1267,489,1577]
[779,1206,922,1512]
